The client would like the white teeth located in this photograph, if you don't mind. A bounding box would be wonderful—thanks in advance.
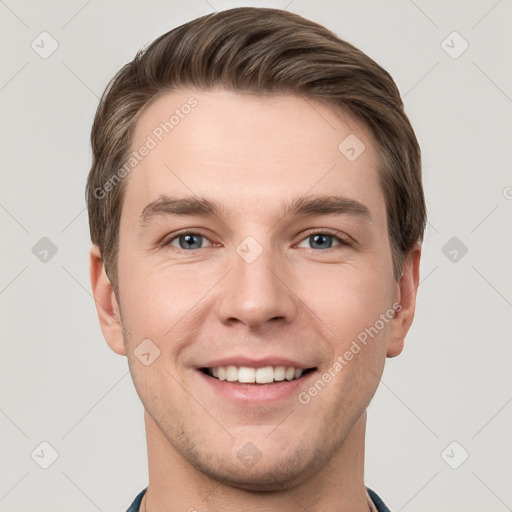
[274,366,285,381]
[226,365,238,382]
[206,365,308,384]
[238,367,256,383]
[285,367,295,381]
[255,366,274,384]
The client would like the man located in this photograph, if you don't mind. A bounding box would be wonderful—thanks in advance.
[87,7,425,512]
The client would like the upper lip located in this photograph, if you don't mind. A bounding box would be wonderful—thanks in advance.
[198,356,316,370]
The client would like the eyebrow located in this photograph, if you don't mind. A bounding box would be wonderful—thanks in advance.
[138,194,372,225]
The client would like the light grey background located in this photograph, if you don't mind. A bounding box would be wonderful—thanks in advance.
[1,1,511,511]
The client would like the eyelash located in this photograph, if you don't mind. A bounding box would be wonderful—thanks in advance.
[162,229,352,254]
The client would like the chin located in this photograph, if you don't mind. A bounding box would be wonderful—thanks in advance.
[200,465,306,492]
[190,445,323,492]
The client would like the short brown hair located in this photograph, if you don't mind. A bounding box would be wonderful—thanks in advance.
[86,7,426,288]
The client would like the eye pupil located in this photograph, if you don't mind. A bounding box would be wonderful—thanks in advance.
[180,234,202,250]
[310,234,333,249]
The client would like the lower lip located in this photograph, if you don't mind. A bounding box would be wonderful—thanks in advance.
[197,370,316,404]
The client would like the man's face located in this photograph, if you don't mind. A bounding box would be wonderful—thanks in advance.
[107,88,407,489]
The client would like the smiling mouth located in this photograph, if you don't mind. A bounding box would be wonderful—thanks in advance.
[200,365,316,384]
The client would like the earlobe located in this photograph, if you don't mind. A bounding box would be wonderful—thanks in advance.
[387,244,421,358]
[89,245,126,356]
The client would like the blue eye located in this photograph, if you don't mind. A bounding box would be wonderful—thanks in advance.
[309,233,334,249]
[297,232,348,250]
[168,233,211,250]
[165,230,349,253]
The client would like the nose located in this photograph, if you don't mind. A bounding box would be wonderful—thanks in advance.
[215,240,298,330]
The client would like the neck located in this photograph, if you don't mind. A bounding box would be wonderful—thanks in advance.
[141,410,370,512]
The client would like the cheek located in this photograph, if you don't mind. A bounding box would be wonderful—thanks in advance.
[304,264,394,340]
[119,261,215,349]
[310,270,392,403]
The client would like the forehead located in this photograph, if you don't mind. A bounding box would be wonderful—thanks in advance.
[123,88,385,226]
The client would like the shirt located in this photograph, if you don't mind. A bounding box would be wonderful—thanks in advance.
[126,486,391,511]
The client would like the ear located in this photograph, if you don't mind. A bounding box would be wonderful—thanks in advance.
[89,245,126,356]
[387,243,422,358]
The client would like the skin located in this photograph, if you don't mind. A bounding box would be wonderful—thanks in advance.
[90,88,421,512]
